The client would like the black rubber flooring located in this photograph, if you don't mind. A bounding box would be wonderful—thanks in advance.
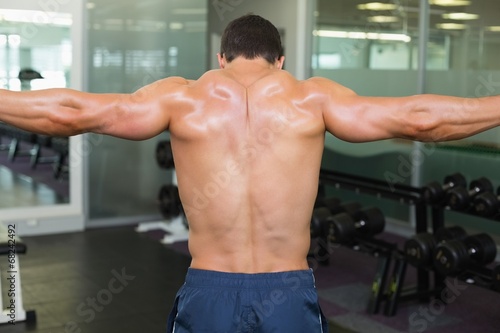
[1,227,190,333]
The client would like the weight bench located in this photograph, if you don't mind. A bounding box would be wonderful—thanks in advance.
[0,122,12,151]
[30,136,69,180]
[0,224,36,325]
[3,127,38,162]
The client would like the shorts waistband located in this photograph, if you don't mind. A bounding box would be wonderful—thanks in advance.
[184,268,315,290]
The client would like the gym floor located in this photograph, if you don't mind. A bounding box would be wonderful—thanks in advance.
[1,227,352,333]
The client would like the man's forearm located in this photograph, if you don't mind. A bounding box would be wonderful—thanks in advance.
[0,88,86,136]
[406,94,500,142]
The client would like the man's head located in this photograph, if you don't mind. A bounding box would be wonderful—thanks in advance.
[219,14,284,66]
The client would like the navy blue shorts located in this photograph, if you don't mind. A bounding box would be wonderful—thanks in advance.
[167,268,328,333]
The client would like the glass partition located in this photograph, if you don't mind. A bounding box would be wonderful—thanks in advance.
[314,0,421,195]
[422,0,500,236]
[86,0,207,223]
[315,0,500,235]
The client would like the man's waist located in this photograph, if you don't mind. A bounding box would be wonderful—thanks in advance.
[183,268,315,289]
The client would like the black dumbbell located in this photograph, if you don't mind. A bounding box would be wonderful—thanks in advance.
[433,233,498,275]
[404,226,467,268]
[311,207,331,238]
[446,177,494,211]
[315,196,362,216]
[311,198,362,238]
[474,186,500,217]
[327,207,385,245]
[156,140,174,169]
[422,173,467,204]
[158,184,183,219]
[493,265,500,292]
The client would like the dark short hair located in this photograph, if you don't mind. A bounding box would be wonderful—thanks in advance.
[220,14,284,64]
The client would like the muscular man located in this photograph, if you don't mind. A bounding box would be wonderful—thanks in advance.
[1,14,499,333]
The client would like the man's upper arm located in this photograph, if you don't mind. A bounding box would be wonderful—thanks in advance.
[315,78,415,143]
[93,77,189,140]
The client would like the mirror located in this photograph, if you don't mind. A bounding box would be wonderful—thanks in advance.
[0,8,71,209]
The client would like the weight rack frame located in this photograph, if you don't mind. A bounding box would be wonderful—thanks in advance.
[319,168,430,315]
[318,168,500,316]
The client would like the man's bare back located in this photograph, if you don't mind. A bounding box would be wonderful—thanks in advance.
[169,58,325,273]
[1,55,498,276]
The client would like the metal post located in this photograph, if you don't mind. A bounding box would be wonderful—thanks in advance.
[409,0,430,227]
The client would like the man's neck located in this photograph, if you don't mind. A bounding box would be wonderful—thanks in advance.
[224,57,277,70]
[223,57,279,88]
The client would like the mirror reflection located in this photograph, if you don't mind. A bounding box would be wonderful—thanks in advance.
[0,9,71,208]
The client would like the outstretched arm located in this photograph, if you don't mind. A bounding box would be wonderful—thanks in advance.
[0,76,189,140]
[315,77,500,143]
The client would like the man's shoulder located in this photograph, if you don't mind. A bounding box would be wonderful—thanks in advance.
[303,76,356,96]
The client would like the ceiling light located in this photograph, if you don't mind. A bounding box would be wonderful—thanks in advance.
[313,30,411,43]
[357,2,398,11]
[430,0,471,6]
[436,23,467,30]
[442,12,479,20]
[367,16,400,23]
[0,9,72,26]
[169,22,184,30]
[486,26,500,32]
[171,8,207,15]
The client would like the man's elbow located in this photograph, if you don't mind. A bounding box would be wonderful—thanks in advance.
[403,109,441,142]
[48,106,88,136]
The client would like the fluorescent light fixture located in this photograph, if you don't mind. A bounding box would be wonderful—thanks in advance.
[442,12,479,20]
[430,0,471,6]
[486,26,500,32]
[314,30,411,42]
[86,2,96,9]
[357,2,398,11]
[169,22,184,30]
[367,16,400,23]
[171,8,207,15]
[436,23,466,29]
[0,9,72,26]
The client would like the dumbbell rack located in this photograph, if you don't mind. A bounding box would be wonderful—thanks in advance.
[319,168,500,316]
[425,203,499,292]
[319,168,427,316]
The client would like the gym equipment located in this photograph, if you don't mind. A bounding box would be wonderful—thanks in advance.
[136,172,189,245]
[315,196,362,216]
[446,177,493,211]
[310,207,331,238]
[435,226,468,242]
[434,233,497,275]
[158,184,183,219]
[311,198,363,239]
[473,187,500,217]
[328,207,385,244]
[493,265,500,292]
[314,196,340,209]
[422,173,466,204]
[4,128,37,162]
[404,226,467,268]
[156,140,174,169]
[0,123,11,151]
